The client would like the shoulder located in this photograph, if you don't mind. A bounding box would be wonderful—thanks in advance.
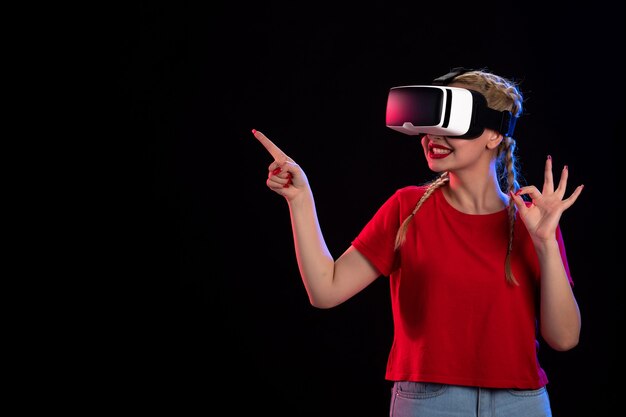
[380,185,434,215]
[393,185,430,201]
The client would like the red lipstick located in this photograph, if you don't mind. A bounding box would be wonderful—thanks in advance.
[428,143,452,159]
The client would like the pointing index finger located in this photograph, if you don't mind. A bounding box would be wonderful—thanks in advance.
[252,129,289,162]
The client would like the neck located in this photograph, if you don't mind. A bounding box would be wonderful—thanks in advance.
[442,171,508,214]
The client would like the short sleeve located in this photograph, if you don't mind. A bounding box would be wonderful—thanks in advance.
[351,191,402,277]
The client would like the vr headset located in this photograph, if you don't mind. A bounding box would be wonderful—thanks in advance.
[385,68,517,139]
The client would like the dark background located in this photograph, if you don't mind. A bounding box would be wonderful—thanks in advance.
[116,2,624,415]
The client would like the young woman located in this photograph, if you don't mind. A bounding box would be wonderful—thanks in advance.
[252,68,583,416]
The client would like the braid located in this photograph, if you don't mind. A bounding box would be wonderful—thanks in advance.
[454,71,523,117]
[394,172,450,250]
[501,137,520,286]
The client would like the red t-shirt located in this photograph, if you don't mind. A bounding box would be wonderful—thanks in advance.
[352,185,573,389]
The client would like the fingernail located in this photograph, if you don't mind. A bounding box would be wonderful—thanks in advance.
[547,155,551,160]
[252,129,257,134]
[272,167,282,175]
[564,165,568,170]
[515,189,522,196]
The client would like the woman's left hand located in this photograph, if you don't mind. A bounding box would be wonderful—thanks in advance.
[510,156,584,243]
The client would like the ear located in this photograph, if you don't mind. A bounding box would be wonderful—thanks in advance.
[486,132,503,150]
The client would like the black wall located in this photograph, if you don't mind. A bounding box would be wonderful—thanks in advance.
[117,2,624,415]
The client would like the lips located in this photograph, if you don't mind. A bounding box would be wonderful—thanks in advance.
[428,143,452,159]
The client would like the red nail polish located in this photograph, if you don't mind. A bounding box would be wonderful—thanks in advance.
[515,190,522,196]
[272,167,282,175]
[547,155,551,160]
[564,165,568,170]
[252,129,257,134]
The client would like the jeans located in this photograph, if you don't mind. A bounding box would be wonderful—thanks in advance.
[390,381,552,417]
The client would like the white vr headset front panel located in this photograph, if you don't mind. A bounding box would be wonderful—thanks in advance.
[387,86,474,137]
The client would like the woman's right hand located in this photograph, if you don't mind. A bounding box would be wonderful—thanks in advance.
[252,129,310,201]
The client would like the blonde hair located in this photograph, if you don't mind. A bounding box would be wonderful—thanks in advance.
[394,69,525,285]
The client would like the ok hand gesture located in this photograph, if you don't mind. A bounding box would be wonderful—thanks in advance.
[510,156,584,243]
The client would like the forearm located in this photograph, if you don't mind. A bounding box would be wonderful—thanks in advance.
[287,191,336,307]
[537,239,581,351]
